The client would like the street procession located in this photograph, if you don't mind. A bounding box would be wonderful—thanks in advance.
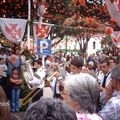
[0,0,120,120]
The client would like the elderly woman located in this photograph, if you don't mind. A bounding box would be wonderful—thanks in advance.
[62,73,103,120]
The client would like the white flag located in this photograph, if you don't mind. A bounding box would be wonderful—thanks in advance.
[0,18,27,43]
[105,0,120,27]
[111,31,120,48]
[33,23,51,39]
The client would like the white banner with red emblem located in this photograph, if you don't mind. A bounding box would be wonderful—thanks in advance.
[105,0,120,27]
[0,18,27,43]
[111,31,120,48]
[33,22,51,39]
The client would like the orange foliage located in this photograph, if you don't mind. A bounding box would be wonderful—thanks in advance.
[105,28,113,36]
[64,18,75,26]
[79,0,86,6]
[103,4,108,12]
[86,17,95,27]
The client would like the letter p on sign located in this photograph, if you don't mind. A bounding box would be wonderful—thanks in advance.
[40,41,48,53]
[36,39,51,55]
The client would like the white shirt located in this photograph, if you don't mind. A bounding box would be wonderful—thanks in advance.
[98,71,111,108]
[98,71,111,87]
[0,64,7,77]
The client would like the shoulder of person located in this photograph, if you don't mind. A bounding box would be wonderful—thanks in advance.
[99,92,120,120]
[76,113,103,120]
[10,113,21,120]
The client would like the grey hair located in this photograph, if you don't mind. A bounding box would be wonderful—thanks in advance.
[111,64,120,82]
[24,98,77,120]
[63,73,99,114]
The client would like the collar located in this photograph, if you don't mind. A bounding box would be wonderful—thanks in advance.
[104,70,111,76]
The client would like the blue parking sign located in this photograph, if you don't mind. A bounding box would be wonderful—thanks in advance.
[36,39,51,55]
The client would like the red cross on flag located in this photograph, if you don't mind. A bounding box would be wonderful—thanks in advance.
[115,0,120,11]
[5,24,21,40]
[0,18,27,43]
[34,23,51,39]
[105,0,120,27]
[111,31,120,48]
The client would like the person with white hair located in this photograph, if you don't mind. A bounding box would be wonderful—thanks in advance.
[61,73,103,120]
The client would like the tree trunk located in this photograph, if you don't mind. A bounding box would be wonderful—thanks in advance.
[76,33,91,54]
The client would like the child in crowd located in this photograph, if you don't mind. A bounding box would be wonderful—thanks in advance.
[0,58,7,94]
[10,67,22,113]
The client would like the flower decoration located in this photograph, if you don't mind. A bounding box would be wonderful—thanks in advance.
[54,15,64,21]
[103,4,108,12]
[64,18,76,26]
[63,15,106,36]
[0,0,28,18]
[79,0,86,6]
[85,17,96,27]
[73,0,77,4]
[105,27,113,36]
[64,16,102,29]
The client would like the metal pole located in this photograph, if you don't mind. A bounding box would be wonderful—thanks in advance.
[66,35,68,54]
[27,0,31,50]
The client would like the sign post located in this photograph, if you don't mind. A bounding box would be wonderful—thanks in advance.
[36,38,51,55]
[36,38,52,69]
[27,0,31,49]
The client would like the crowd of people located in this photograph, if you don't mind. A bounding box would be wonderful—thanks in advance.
[0,46,120,120]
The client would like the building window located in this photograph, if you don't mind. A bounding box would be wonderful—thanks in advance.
[93,42,96,49]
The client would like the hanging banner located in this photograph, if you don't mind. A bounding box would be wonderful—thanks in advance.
[0,18,27,43]
[105,0,120,27]
[34,23,51,39]
[111,31,120,48]
[36,38,51,55]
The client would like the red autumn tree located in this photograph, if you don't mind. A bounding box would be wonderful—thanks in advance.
[0,0,119,52]
[44,0,113,52]
[0,0,29,18]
